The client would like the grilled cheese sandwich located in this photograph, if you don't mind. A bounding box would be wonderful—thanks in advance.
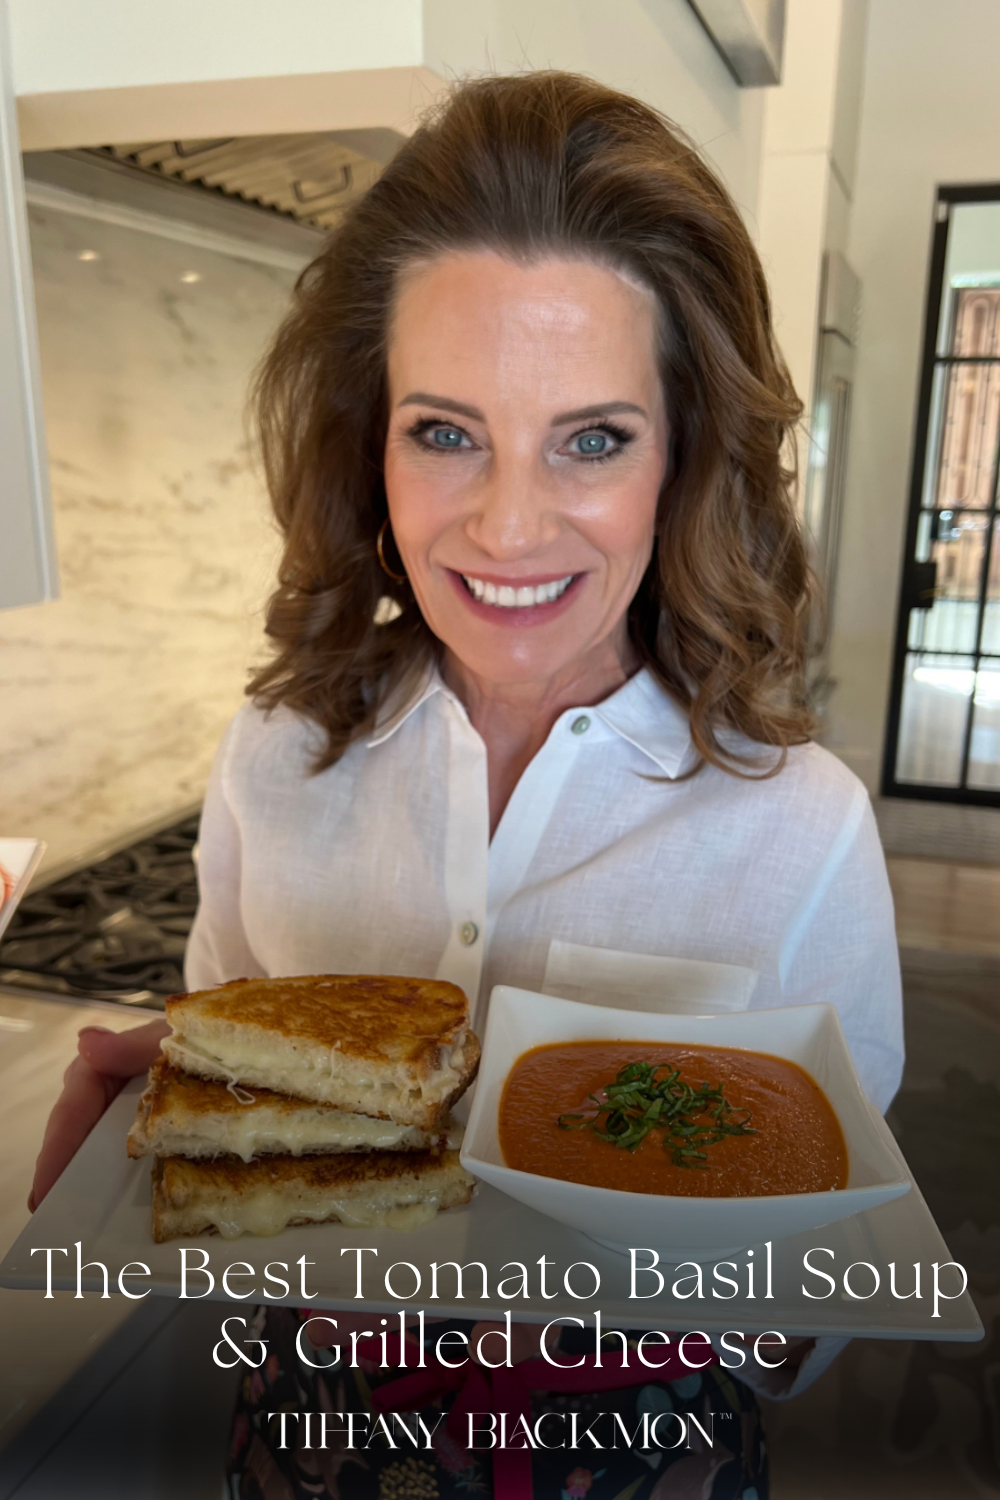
[162,974,479,1130]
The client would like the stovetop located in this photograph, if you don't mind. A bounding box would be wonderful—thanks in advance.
[0,816,200,1008]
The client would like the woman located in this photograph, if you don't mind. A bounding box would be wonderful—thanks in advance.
[32,72,903,1499]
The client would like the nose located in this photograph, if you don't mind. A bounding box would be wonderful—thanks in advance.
[463,453,561,561]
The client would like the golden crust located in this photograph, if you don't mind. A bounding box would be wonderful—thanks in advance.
[158,1146,467,1196]
[165,974,470,1072]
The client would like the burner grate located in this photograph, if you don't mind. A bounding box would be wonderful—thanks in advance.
[0,814,201,1008]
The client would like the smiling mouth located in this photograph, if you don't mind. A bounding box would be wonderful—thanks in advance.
[460,574,577,608]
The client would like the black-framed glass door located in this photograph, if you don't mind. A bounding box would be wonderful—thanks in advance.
[882,184,1000,806]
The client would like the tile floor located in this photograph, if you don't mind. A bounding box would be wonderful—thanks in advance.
[874,798,1000,868]
[888,857,1000,959]
[764,859,1000,1498]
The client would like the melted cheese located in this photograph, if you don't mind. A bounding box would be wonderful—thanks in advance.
[165,1032,469,1110]
[210,1192,442,1240]
[165,1037,405,1110]
[160,1108,446,1163]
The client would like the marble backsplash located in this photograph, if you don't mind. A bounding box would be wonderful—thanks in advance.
[0,202,302,875]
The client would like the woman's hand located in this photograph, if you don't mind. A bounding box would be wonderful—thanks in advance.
[29,1018,169,1211]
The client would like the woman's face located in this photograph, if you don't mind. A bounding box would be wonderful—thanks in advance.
[383,250,669,690]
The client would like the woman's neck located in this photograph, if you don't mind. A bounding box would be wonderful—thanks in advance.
[442,630,640,837]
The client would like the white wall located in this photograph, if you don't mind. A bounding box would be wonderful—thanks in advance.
[423,0,765,223]
[827,0,1000,790]
[7,0,440,150]
[755,0,867,423]
[7,0,422,93]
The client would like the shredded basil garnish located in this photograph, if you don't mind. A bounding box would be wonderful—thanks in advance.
[557,1059,755,1168]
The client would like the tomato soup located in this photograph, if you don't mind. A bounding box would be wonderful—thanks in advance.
[498,1041,848,1198]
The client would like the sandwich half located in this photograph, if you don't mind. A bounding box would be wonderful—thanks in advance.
[128,1059,463,1162]
[151,1148,476,1242]
[161,974,479,1130]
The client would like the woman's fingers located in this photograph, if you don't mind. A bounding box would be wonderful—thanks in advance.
[29,1018,170,1212]
[30,1056,122,1210]
[76,1017,170,1075]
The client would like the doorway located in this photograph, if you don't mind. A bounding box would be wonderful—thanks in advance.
[882,186,1000,806]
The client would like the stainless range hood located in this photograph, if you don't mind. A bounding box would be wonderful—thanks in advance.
[94,128,402,230]
[22,126,404,273]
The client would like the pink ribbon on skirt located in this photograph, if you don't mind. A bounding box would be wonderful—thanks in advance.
[358,1330,718,1500]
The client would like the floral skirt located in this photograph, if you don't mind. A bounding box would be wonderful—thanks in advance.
[226,1309,768,1500]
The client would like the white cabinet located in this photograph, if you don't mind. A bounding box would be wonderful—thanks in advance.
[0,1,56,610]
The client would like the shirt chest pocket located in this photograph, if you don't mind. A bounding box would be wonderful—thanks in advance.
[540,940,759,1015]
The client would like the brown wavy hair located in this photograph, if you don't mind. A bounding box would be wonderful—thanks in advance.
[249,70,814,774]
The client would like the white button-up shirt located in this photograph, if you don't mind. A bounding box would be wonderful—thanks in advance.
[187,665,903,1115]
[185,666,903,1400]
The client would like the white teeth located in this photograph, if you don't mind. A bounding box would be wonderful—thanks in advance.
[461,574,575,608]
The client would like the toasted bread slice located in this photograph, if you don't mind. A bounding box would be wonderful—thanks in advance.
[128,1059,463,1161]
[150,1148,476,1242]
[162,975,479,1130]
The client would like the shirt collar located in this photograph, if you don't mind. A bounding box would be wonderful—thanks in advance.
[367,662,694,777]
[365,664,453,747]
[591,668,695,777]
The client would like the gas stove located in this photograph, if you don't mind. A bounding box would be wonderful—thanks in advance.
[0,816,200,1008]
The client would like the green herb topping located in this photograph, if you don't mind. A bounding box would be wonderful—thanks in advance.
[557,1059,756,1168]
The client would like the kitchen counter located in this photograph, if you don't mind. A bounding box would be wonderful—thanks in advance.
[0,988,237,1496]
[0,988,149,1446]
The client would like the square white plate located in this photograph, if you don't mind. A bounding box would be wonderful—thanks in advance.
[1,1076,981,1342]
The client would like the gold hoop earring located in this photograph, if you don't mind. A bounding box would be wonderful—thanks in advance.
[376,518,407,583]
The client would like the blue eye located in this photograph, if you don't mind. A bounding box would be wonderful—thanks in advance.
[431,426,464,448]
[565,421,633,461]
[407,418,476,455]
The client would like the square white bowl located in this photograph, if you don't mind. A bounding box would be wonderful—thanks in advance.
[460,987,910,1262]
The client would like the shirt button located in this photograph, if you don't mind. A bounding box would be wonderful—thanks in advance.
[459,921,479,946]
[571,715,591,735]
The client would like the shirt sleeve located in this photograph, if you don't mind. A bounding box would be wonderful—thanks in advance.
[184,713,265,991]
[773,781,904,1116]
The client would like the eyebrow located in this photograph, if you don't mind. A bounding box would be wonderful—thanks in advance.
[550,400,647,425]
[397,393,648,425]
[397,393,485,421]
